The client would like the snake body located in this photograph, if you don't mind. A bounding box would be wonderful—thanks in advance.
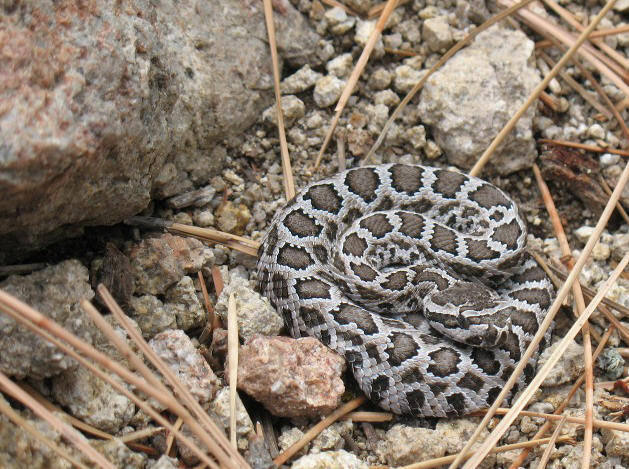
[257,164,553,417]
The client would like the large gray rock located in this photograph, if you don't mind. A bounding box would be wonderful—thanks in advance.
[418,25,541,174]
[0,0,319,262]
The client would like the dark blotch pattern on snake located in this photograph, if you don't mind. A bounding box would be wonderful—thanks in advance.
[257,164,554,417]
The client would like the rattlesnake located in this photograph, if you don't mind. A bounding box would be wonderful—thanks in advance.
[257,164,553,417]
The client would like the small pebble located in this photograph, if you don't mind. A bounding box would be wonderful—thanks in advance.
[313,75,345,108]
[393,64,424,93]
[281,65,323,94]
[325,7,356,35]
[368,68,392,90]
[326,53,353,78]
[424,140,442,159]
[373,89,400,107]
[574,225,595,243]
[587,123,606,139]
[600,153,620,166]
[422,16,453,52]
[262,95,305,126]
[598,348,625,379]
[292,450,368,469]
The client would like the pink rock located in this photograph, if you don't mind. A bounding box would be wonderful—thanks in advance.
[234,336,346,418]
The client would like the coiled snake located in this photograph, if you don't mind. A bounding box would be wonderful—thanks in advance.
[257,164,553,417]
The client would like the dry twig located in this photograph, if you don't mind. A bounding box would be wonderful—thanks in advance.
[263,0,296,200]
[125,216,259,256]
[227,292,239,449]
[537,140,629,157]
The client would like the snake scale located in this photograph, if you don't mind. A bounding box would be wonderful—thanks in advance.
[257,164,554,417]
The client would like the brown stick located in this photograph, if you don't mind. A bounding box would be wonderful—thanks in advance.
[536,140,629,157]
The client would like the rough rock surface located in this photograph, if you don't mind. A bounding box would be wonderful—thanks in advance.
[0,393,77,469]
[148,455,180,469]
[0,260,94,379]
[0,0,320,261]
[311,421,353,453]
[208,388,255,452]
[163,275,206,331]
[92,439,147,469]
[291,450,368,469]
[149,329,220,410]
[376,424,447,466]
[129,294,177,339]
[418,25,540,174]
[51,364,136,433]
[538,340,585,387]
[129,233,213,296]
[51,315,143,433]
[376,419,496,467]
[602,426,629,458]
[215,274,284,341]
[234,335,346,418]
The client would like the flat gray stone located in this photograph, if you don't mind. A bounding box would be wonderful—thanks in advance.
[418,25,540,174]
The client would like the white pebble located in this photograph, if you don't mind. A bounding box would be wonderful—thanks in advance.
[193,210,214,227]
[600,153,620,167]
[313,75,345,108]
[574,226,595,243]
[326,53,353,78]
[591,242,611,261]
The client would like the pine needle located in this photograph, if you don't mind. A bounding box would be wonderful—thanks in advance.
[125,217,260,257]
[542,0,629,71]
[227,292,239,449]
[535,415,568,469]
[0,370,115,469]
[342,411,393,422]
[96,286,249,467]
[532,164,595,468]
[507,325,615,468]
[262,0,296,201]
[487,408,629,432]
[0,393,90,469]
[497,0,629,95]
[537,51,613,120]
[536,140,629,157]
[399,435,575,469]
